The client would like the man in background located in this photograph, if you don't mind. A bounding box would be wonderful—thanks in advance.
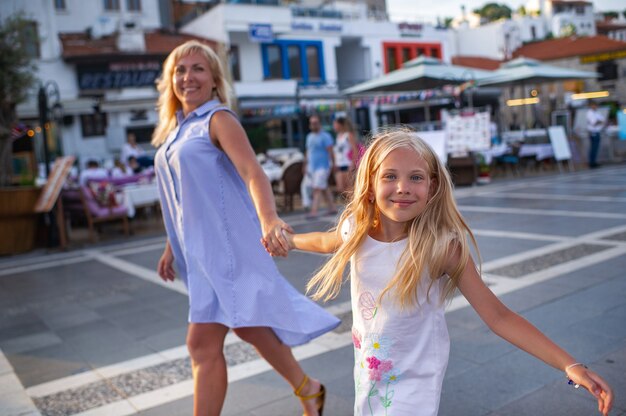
[586,100,606,169]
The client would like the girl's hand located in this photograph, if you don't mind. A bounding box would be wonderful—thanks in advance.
[157,245,176,282]
[567,364,613,415]
[261,216,294,257]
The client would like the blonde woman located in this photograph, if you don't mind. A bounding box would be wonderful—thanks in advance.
[332,116,359,197]
[269,128,614,416]
[152,40,338,416]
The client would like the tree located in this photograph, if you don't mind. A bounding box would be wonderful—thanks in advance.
[473,3,512,23]
[0,12,37,186]
[602,11,619,20]
[517,5,527,16]
[444,17,454,28]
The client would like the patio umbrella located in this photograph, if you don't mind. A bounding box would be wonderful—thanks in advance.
[476,57,599,129]
[342,56,494,95]
[476,57,598,87]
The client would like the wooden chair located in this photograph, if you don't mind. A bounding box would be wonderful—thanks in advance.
[275,161,303,212]
[79,185,130,242]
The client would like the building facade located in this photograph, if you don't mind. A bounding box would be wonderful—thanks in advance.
[4,0,216,171]
[180,0,455,146]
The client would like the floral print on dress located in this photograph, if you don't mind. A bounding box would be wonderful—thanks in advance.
[359,291,378,320]
[354,330,400,416]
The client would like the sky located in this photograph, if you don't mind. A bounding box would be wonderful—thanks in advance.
[386,0,626,24]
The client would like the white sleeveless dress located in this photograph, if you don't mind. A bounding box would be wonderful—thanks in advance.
[342,221,450,416]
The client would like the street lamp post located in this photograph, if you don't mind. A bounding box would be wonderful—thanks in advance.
[37,81,61,178]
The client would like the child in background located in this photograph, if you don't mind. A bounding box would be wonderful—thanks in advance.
[267,128,614,416]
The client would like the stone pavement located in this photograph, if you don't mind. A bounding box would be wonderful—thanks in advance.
[1,165,625,416]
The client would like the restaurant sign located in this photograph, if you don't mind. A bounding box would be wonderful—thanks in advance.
[77,61,161,91]
[580,49,626,64]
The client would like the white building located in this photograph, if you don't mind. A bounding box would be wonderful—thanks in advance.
[3,0,214,170]
[455,19,522,60]
[181,0,455,143]
[525,0,596,37]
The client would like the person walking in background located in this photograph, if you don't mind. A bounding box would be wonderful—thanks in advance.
[152,40,338,416]
[304,115,336,219]
[268,128,614,416]
[586,100,606,169]
[332,116,359,198]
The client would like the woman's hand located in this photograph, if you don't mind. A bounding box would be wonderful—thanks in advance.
[157,243,176,282]
[567,364,613,415]
[260,216,294,257]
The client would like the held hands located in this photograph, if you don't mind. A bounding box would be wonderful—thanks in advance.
[566,364,613,415]
[260,216,294,257]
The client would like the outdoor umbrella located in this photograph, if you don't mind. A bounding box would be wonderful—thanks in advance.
[342,56,494,95]
[476,57,598,87]
[476,57,599,129]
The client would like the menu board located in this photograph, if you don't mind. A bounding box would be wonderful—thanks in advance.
[34,156,75,213]
[442,110,491,154]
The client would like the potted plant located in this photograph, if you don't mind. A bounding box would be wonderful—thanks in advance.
[476,153,492,184]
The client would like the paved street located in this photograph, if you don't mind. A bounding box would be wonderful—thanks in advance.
[1,165,626,416]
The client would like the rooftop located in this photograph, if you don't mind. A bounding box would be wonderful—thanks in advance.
[512,35,626,60]
[451,56,502,70]
[59,30,218,61]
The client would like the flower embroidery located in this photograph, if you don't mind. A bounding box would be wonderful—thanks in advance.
[353,334,399,416]
[359,291,378,320]
[382,371,400,385]
[364,333,391,359]
[352,328,362,349]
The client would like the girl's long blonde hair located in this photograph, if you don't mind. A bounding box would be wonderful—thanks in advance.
[151,40,231,147]
[307,127,480,307]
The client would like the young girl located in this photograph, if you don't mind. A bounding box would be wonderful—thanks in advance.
[270,129,614,416]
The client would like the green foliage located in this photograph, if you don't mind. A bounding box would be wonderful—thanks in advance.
[602,11,619,20]
[473,3,512,22]
[0,11,37,114]
[0,11,38,186]
[245,125,270,153]
[517,5,527,16]
[444,17,454,28]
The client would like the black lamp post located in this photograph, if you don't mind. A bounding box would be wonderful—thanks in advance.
[37,81,61,178]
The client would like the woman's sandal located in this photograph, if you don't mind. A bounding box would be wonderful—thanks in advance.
[294,374,326,416]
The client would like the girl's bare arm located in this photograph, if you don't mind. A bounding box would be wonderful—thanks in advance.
[286,230,341,254]
[448,248,613,415]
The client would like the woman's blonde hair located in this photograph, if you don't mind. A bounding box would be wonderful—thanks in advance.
[151,40,231,147]
[307,127,480,307]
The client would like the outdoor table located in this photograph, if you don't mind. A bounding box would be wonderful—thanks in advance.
[518,143,554,161]
[261,161,282,183]
[120,182,160,218]
[477,143,510,164]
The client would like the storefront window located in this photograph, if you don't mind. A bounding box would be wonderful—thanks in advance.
[288,45,302,80]
[383,42,442,73]
[386,47,398,72]
[262,40,324,84]
[127,0,141,12]
[81,113,108,138]
[229,45,241,81]
[104,0,120,11]
[306,45,321,81]
[266,45,282,79]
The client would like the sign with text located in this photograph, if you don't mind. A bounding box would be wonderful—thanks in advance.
[77,61,161,91]
[249,24,274,43]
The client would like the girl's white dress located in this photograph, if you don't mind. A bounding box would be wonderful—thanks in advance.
[342,221,450,416]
